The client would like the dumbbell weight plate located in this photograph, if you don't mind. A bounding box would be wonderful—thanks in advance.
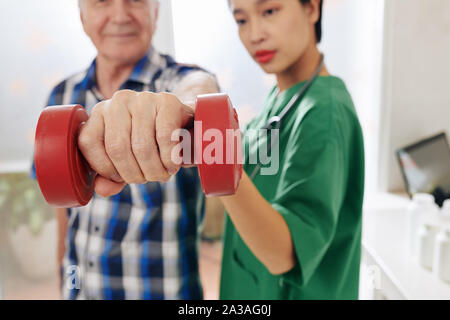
[194,94,242,196]
[34,105,95,207]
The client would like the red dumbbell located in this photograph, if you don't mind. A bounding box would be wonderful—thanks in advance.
[34,93,242,208]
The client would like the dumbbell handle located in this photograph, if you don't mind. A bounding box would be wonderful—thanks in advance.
[34,93,242,208]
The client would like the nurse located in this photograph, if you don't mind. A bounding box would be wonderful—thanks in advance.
[218,0,364,299]
[77,0,365,299]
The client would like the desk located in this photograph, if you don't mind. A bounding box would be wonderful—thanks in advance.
[362,192,450,299]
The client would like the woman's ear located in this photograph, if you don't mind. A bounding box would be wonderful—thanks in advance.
[304,0,321,25]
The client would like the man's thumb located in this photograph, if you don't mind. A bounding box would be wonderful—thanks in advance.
[94,175,126,198]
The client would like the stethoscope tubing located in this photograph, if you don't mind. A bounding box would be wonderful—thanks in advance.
[249,54,325,180]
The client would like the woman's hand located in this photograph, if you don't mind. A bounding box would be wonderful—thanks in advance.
[78,90,194,197]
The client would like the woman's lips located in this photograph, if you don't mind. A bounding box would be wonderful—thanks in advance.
[255,50,277,63]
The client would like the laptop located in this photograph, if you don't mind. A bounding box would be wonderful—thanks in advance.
[396,132,450,207]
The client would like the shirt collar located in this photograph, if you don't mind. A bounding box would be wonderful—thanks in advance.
[127,46,166,86]
[80,46,166,92]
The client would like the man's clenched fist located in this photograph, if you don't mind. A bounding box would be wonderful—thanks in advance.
[78,90,194,197]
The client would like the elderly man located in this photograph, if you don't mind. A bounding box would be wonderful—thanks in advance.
[31,0,219,299]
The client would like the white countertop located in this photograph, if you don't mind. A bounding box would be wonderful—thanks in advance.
[362,192,450,300]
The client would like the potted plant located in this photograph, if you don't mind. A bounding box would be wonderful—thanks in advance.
[0,173,57,280]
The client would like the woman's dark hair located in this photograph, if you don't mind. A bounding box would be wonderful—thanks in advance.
[300,0,323,43]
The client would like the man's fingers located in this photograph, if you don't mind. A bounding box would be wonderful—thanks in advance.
[130,93,171,182]
[78,103,123,183]
[155,93,194,175]
[104,91,146,184]
[80,90,194,186]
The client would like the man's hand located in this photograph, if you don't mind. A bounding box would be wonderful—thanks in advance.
[78,90,194,197]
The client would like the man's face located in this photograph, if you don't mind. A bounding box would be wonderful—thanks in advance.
[80,0,158,64]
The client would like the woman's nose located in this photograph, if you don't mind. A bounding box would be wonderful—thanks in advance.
[249,19,266,44]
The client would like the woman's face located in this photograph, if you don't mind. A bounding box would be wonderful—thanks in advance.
[230,0,317,74]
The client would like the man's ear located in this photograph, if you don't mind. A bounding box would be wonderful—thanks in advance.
[80,10,88,35]
[155,1,160,20]
[152,1,160,33]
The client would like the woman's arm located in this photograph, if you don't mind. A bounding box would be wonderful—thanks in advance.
[220,171,296,275]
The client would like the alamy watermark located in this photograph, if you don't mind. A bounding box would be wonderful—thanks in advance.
[360,264,382,291]
[65,265,82,290]
[171,121,280,176]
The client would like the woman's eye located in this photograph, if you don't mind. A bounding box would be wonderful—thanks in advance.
[263,8,278,16]
[234,15,247,26]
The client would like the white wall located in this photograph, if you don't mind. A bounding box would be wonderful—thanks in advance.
[0,0,175,173]
[320,0,385,193]
[379,0,450,192]
[153,0,175,56]
[171,0,275,128]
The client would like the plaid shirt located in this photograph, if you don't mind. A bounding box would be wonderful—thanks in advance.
[31,48,219,299]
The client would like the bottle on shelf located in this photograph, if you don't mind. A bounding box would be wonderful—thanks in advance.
[408,193,439,257]
[433,228,450,283]
[418,223,440,270]
[442,199,450,221]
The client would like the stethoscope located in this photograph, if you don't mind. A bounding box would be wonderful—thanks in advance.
[249,53,325,180]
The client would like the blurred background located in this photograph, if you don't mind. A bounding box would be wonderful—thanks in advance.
[0,0,449,300]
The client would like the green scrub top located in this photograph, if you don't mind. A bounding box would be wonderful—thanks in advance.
[219,76,365,300]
